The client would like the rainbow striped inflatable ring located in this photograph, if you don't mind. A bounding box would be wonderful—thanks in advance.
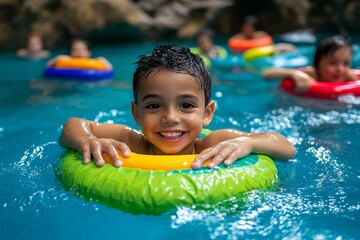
[44,58,113,81]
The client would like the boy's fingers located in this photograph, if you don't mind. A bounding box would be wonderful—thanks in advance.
[106,145,123,167]
[82,146,91,164]
[92,148,105,167]
[192,147,217,169]
[224,151,241,166]
[115,142,131,157]
[207,147,232,168]
[224,148,251,166]
[195,143,247,168]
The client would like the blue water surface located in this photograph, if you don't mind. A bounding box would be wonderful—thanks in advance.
[1,38,360,240]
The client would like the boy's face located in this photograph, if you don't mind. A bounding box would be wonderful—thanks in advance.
[318,47,352,82]
[131,70,215,155]
[70,41,91,58]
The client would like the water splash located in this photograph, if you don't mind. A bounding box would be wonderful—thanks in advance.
[94,109,127,123]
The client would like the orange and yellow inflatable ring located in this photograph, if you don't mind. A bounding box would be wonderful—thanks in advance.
[228,35,273,53]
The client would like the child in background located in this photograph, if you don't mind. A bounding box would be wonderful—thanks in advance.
[195,28,227,59]
[59,44,295,169]
[263,35,357,92]
[234,15,296,54]
[47,38,112,70]
[235,15,269,40]
[17,32,50,59]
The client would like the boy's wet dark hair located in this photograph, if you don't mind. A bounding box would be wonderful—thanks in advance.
[133,44,212,105]
[313,35,352,70]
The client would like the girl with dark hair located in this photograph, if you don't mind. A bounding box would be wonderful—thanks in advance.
[263,35,356,92]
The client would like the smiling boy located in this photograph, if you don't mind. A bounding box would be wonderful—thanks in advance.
[59,44,295,169]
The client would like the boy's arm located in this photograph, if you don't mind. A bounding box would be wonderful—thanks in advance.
[192,130,296,169]
[59,117,132,167]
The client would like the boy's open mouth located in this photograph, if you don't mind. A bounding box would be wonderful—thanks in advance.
[159,131,184,139]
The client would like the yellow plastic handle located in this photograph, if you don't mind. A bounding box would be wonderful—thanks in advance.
[103,151,210,170]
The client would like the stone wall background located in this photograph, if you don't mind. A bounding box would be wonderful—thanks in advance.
[0,0,359,51]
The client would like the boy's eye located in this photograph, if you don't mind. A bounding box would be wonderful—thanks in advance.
[181,102,195,109]
[145,103,161,109]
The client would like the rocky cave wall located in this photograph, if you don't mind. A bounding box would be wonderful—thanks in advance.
[0,0,359,51]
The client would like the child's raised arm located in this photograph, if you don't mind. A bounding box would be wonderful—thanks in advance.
[59,117,135,167]
[192,130,296,169]
[263,68,316,92]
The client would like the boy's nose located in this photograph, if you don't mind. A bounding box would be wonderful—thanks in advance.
[162,108,179,124]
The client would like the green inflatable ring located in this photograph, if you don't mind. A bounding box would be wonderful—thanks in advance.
[56,150,278,215]
[190,47,228,69]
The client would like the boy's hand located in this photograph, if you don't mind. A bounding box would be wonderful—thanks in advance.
[78,135,130,167]
[192,137,252,169]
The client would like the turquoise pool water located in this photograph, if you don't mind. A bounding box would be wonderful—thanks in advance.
[1,39,360,239]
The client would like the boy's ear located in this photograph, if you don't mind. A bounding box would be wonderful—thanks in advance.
[202,100,215,126]
[131,102,141,126]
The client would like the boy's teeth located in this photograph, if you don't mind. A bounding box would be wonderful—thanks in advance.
[161,132,182,138]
